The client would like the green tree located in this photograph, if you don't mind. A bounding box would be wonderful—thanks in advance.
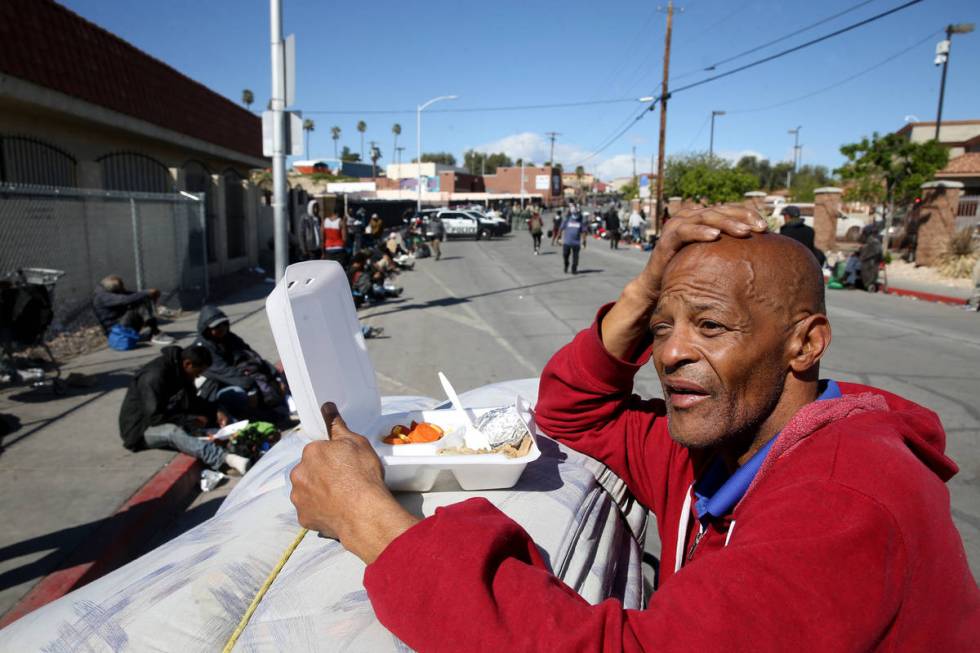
[340,145,361,162]
[356,120,367,159]
[330,126,341,159]
[665,153,759,203]
[417,152,457,166]
[787,164,833,202]
[836,132,948,213]
[302,118,315,156]
[391,123,401,168]
[463,150,513,174]
[241,89,254,111]
[619,179,639,200]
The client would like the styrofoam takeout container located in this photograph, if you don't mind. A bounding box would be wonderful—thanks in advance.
[266,261,539,491]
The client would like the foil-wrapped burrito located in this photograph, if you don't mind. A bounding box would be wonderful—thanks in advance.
[475,405,531,448]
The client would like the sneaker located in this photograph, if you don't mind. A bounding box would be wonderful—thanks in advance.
[150,333,176,346]
[224,453,252,476]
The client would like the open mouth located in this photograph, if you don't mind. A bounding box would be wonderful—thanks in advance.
[664,379,711,409]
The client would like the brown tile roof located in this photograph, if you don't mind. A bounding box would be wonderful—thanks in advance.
[0,0,263,161]
[938,153,980,176]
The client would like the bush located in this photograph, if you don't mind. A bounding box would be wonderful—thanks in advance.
[937,228,978,278]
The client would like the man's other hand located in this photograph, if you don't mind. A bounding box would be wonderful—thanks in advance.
[192,415,208,428]
[289,402,420,563]
[147,288,161,301]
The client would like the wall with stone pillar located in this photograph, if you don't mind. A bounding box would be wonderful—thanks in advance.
[813,187,842,253]
[915,181,963,266]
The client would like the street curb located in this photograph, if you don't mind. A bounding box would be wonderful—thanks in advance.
[0,454,203,628]
[886,286,968,306]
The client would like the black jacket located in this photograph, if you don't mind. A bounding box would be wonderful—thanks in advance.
[193,305,265,401]
[779,221,826,265]
[118,346,214,450]
[92,287,151,332]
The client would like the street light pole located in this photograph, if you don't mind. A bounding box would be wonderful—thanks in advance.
[416,94,458,214]
[709,110,725,158]
[934,23,975,140]
[269,0,288,282]
[787,126,801,189]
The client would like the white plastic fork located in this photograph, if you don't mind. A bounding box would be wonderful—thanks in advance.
[438,371,490,450]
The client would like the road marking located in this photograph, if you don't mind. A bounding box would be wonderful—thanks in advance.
[417,264,539,376]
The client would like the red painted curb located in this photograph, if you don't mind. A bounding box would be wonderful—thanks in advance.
[0,454,203,628]
[886,286,968,306]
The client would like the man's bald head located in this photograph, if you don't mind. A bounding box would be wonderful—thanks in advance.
[663,232,826,326]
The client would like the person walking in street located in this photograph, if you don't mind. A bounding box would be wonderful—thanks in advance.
[321,208,348,268]
[605,205,621,249]
[559,207,585,274]
[528,210,543,255]
[551,209,563,246]
[628,206,644,244]
[425,213,444,261]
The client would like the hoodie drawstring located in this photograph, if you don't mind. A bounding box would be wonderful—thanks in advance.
[675,483,737,573]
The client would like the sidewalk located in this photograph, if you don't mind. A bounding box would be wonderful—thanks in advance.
[0,279,278,619]
[886,277,972,305]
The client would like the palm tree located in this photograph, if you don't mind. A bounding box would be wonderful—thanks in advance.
[356,121,367,159]
[241,89,254,111]
[330,126,341,160]
[302,119,315,156]
[391,123,401,167]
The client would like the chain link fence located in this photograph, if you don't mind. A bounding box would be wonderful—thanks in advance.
[0,183,208,332]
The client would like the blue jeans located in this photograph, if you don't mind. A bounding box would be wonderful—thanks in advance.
[143,423,226,470]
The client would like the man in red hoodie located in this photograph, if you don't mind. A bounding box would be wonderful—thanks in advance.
[290,206,979,651]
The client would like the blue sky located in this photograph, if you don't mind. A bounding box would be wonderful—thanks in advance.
[62,0,978,179]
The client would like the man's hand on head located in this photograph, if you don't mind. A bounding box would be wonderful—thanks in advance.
[601,205,767,360]
[289,403,421,564]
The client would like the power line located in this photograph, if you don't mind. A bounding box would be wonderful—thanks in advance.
[570,0,924,167]
[302,97,642,116]
[726,29,941,115]
[669,0,879,83]
[670,0,924,96]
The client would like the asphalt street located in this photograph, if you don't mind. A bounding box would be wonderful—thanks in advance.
[359,229,980,576]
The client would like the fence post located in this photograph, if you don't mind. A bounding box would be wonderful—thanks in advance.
[130,197,144,290]
[197,194,209,302]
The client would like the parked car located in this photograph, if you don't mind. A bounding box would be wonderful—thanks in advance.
[462,209,508,238]
[420,209,479,239]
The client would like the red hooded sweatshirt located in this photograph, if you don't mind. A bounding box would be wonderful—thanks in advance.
[364,310,980,651]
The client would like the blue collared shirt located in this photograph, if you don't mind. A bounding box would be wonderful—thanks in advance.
[693,380,842,524]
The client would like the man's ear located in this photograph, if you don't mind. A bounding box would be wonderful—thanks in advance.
[788,314,831,374]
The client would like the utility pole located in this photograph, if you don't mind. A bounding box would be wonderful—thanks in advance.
[395,146,405,166]
[632,145,637,187]
[934,23,975,140]
[520,159,526,209]
[269,0,288,281]
[546,131,561,166]
[654,0,676,234]
[787,126,801,190]
[709,110,725,158]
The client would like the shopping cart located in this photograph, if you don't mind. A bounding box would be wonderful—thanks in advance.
[0,267,66,392]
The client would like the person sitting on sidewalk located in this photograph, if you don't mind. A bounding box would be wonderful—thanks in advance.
[118,345,250,475]
[288,206,978,652]
[92,275,175,346]
[193,305,288,421]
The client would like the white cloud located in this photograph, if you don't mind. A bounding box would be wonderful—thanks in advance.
[473,132,639,181]
[714,148,767,164]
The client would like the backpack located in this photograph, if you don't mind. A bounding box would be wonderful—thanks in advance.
[107,324,140,351]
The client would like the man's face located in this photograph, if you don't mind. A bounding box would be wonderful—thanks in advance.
[208,323,229,340]
[650,248,790,450]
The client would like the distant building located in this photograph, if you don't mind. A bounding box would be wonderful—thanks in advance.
[385,162,459,179]
[896,120,980,158]
[293,158,376,178]
[0,0,268,276]
[483,165,562,206]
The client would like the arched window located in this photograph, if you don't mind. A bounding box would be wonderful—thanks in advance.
[0,136,77,187]
[223,168,246,259]
[99,152,174,193]
[183,160,218,262]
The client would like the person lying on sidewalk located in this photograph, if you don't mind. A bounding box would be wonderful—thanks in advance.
[288,205,979,652]
[193,305,289,423]
[92,275,176,346]
[118,345,250,475]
